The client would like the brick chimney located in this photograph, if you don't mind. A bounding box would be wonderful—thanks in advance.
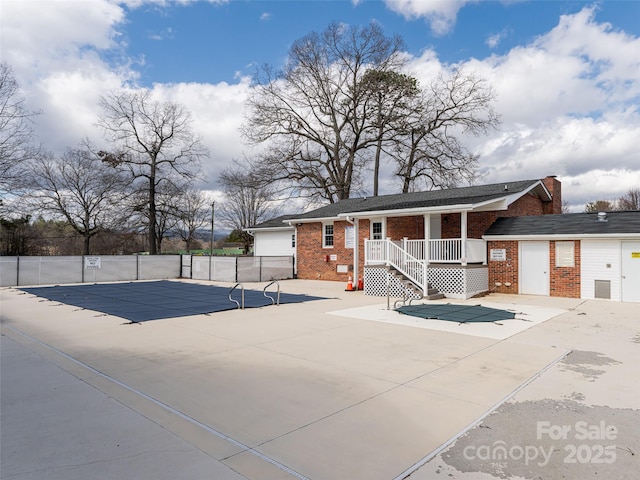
[542,175,562,214]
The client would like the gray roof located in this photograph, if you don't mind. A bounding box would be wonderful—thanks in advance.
[248,214,297,230]
[289,179,547,220]
[483,211,640,237]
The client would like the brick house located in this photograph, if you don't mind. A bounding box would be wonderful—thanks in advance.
[483,211,640,302]
[248,176,561,299]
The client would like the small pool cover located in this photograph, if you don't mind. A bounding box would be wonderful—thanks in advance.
[396,303,515,323]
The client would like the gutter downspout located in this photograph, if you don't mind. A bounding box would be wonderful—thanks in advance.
[344,216,359,290]
[286,222,298,277]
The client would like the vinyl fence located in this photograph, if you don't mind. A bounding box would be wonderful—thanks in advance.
[0,255,295,287]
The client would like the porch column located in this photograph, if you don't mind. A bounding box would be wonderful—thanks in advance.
[461,211,468,266]
[353,218,359,288]
[423,213,431,263]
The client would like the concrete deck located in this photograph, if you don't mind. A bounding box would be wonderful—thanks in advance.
[1,280,638,479]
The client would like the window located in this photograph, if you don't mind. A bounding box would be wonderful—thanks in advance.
[323,223,334,248]
[555,241,575,267]
[372,221,383,240]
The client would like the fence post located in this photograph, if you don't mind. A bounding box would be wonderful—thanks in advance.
[259,256,263,282]
[16,255,20,286]
[82,255,85,283]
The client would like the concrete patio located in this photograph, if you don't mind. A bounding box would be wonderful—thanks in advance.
[1,280,637,479]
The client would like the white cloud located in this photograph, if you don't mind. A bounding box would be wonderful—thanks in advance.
[384,0,474,35]
[150,79,252,188]
[1,0,637,211]
[1,0,126,75]
[260,12,271,21]
[445,7,640,210]
[486,29,508,49]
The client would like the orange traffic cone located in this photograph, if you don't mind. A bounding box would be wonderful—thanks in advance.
[345,276,354,291]
[357,276,364,291]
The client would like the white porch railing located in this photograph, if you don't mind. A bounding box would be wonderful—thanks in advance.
[366,238,487,265]
[365,239,427,294]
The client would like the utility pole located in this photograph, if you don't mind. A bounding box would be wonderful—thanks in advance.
[210,202,215,255]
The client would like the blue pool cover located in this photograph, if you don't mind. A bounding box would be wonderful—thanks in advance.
[19,280,327,323]
[397,303,515,323]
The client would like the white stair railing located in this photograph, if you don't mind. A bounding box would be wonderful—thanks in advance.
[386,241,427,295]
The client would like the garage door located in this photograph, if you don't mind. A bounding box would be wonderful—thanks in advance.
[520,241,549,295]
[621,241,640,303]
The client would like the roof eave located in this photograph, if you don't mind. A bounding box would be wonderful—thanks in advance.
[483,233,640,240]
[283,215,342,224]
[244,225,295,232]
[338,204,476,218]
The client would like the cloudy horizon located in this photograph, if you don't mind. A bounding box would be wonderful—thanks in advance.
[2,0,639,211]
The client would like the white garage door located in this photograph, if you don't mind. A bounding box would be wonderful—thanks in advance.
[520,241,549,295]
[621,241,640,303]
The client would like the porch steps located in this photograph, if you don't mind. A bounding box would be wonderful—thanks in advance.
[387,266,445,302]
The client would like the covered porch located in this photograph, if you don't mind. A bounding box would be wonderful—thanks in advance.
[365,237,488,266]
[357,210,489,300]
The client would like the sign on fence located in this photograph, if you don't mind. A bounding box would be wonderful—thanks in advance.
[84,256,102,270]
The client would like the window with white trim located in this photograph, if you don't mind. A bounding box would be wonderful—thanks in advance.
[371,221,383,240]
[323,223,334,248]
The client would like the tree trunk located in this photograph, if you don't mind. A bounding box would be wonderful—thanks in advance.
[84,234,91,255]
[148,174,157,255]
[373,133,383,196]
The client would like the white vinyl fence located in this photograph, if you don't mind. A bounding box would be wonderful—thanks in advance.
[0,255,295,287]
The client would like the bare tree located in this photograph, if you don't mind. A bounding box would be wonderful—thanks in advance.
[243,22,405,203]
[392,70,499,193]
[217,165,282,252]
[0,63,42,204]
[173,188,210,253]
[96,90,208,254]
[617,188,640,210]
[29,148,131,254]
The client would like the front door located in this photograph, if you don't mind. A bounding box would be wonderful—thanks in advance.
[621,241,640,302]
[520,241,549,295]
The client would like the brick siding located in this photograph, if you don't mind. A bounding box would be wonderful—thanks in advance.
[296,176,563,289]
[549,240,581,298]
[543,176,562,214]
[488,239,582,298]
[296,220,368,282]
[386,216,424,240]
[442,192,548,239]
[487,240,519,294]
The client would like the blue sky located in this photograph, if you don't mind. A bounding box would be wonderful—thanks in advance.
[2,0,640,210]
[122,1,639,86]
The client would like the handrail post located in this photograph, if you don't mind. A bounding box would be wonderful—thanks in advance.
[229,283,245,309]
[385,238,390,265]
[263,280,280,305]
[423,260,428,296]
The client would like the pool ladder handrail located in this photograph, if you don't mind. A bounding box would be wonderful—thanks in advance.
[229,283,245,309]
[263,280,281,306]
